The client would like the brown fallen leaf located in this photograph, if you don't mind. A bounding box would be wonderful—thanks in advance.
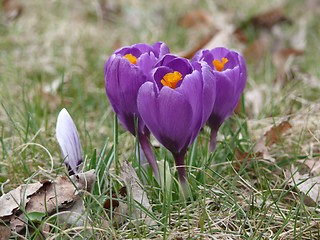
[178,9,211,28]
[298,159,320,175]
[178,31,218,59]
[120,161,155,226]
[2,0,23,22]
[243,33,271,66]
[201,24,238,51]
[0,170,95,233]
[307,0,320,14]
[264,120,292,146]
[103,186,127,211]
[103,186,128,227]
[252,120,292,162]
[0,182,43,218]
[98,0,122,23]
[0,225,11,240]
[233,28,248,43]
[250,7,291,29]
[273,48,304,86]
[285,165,320,206]
[178,8,244,59]
[233,148,263,171]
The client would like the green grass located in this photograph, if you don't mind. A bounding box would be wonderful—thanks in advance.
[1,0,320,239]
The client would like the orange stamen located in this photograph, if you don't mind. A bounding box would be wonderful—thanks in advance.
[124,54,137,64]
[213,57,228,72]
[161,71,183,89]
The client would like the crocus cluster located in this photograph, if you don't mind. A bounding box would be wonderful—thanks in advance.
[104,42,246,193]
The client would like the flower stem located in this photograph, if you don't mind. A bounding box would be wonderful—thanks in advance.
[173,152,190,198]
[138,132,159,177]
[209,129,218,152]
[114,114,119,175]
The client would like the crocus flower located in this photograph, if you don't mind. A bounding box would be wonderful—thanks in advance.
[104,42,170,176]
[192,47,247,151]
[137,54,216,194]
[56,108,83,175]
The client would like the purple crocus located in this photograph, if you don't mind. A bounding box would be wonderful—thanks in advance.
[56,108,83,175]
[104,42,170,176]
[137,54,216,194]
[192,47,247,151]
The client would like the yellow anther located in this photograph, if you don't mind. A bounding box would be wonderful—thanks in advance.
[124,54,137,64]
[161,71,183,89]
[212,57,228,72]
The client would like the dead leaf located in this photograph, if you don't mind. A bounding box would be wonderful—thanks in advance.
[290,17,307,51]
[233,28,248,43]
[178,8,244,59]
[298,159,320,175]
[0,182,43,218]
[2,0,23,22]
[105,186,127,208]
[233,148,263,171]
[120,161,155,226]
[97,0,122,23]
[243,33,271,66]
[178,31,217,59]
[250,7,291,29]
[307,0,320,14]
[264,120,292,146]
[202,24,237,50]
[0,170,95,233]
[285,165,320,206]
[0,225,11,240]
[103,186,127,224]
[245,87,266,118]
[178,10,211,28]
[273,48,304,86]
[252,120,292,162]
[57,198,87,227]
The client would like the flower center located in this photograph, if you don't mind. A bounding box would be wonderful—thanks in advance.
[212,57,228,72]
[161,71,183,89]
[124,54,137,64]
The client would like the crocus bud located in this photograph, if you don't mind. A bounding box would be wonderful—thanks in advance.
[56,108,83,175]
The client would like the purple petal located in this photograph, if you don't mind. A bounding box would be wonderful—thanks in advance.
[238,53,247,95]
[56,108,82,175]
[137,82,160,139]
[156,54,178,67]
[207,72,234,128]
[165,57,193,77]
[152,42,170,58]
[176,69,203,142]
[209,47,230,61]
[105,56,146,134]
[191,49,208,62]
[115,47,141,58]
[138,82,193,153]
[197,61,216,126]
[132,43,154,53]
[137,52,157,76]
